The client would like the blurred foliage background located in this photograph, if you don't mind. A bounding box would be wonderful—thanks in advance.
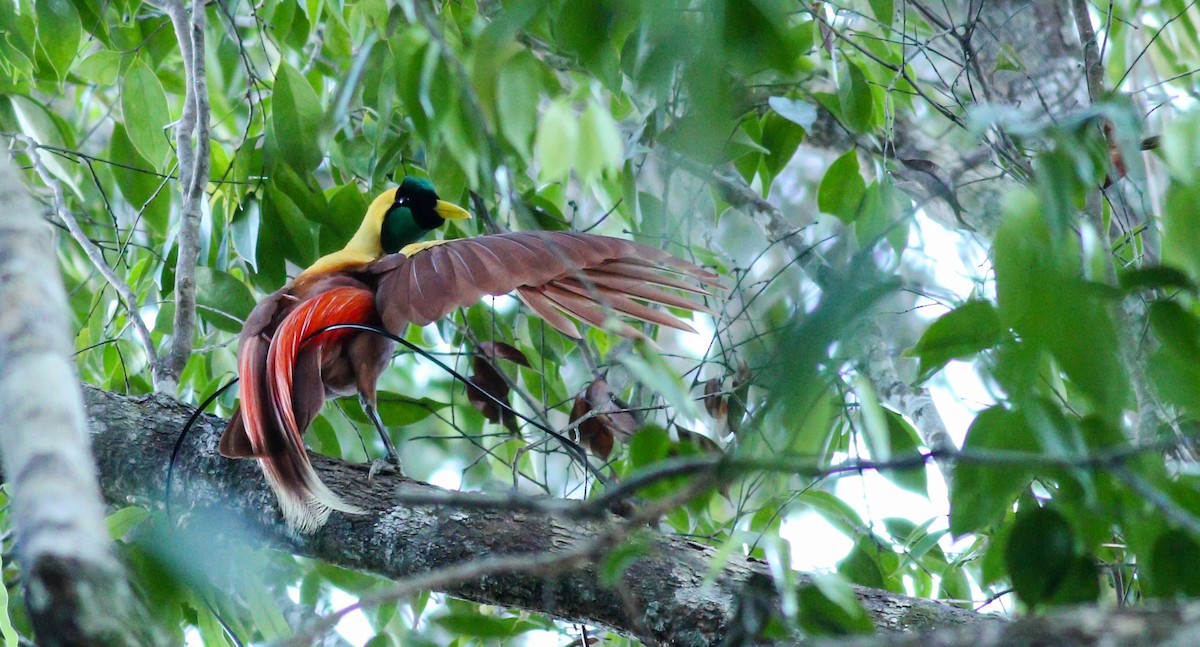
[3,0,1200,644]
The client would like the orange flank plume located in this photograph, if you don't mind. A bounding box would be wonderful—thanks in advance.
[260,287,376,531]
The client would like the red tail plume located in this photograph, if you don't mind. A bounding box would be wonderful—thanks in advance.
[258,286,377,532]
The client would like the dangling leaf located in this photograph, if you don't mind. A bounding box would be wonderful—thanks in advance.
[120,59,171,169]
[466,342,529,432]
[570,378,637,459]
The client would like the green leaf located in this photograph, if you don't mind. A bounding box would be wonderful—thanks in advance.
[994,44,1025,73]
[578,101,624,182]
[121,58,171,168]
[1005,506,1075,607]
[854,180,909,252]
[8,94,82,197]
[869,0,894,27]
[856,376,890,462]
[534,98,579,182]
[496,51,541,159]
[949,406,1035,536]
[767,96,817,130]
[1150,300,1200,361]
[1150,529,1200,597]
[619,344,704,422]
[881,410,928,497]
[817,149,866,223]
[326,183,370,243]
[272,60,325,173]
[1119,265,1197,294]
[339,391,447,428]
[106,506,150,540]
[193,267,256,333]
[36,0,81,78]
[308,415,343,457]
[0,6,36,84]
[433,612,533,639]
[245,581,291,640]
[266,182,319,264]
[0,556,15,647]
[837,538,885,589]
[760,109,807,180]
[628,425,671,470]
[798,574,874,635]
[230,203,261,271]
[1164,179,1200,281]
[108,123,170,233]
[76,49,121,86]
[599,532,653,586]
[994,194,1130,421]
[909,301,1003,381]
[798,490,868,539]
[1149,345,1200,418]
[1163,110,1200,184]
[1052,556,1100,605]
[838,60,874,133]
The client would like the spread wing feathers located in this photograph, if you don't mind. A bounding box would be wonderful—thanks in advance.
[256,286,375,531]
[373,232,722,339]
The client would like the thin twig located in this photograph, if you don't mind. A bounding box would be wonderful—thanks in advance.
[6,134,160,380]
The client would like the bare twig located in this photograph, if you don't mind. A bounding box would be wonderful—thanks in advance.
[6,134,160,382]
[658,147,955,473]
[157,0,211,393]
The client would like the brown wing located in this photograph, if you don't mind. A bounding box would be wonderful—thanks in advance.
[369,232,722,340]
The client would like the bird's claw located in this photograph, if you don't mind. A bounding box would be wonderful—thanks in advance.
[368,458,402,480]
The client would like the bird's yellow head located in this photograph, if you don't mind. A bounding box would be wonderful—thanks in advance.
[302,177,470,277]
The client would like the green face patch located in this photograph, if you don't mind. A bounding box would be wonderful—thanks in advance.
[380,205,427,253]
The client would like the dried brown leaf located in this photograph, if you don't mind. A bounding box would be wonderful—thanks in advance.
[467,343,520,432]
[703,377,727,421]
[674,425,723,454]
[475,341,531,366]
[570,378,637,459]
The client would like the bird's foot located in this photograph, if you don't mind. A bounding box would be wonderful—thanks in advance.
[368,457,403,481]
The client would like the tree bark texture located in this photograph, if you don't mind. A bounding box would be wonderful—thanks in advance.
[0,159,161,645]
[813,601,1200,647]
[84,386,991,646]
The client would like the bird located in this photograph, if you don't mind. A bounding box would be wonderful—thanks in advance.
[219,177,722,532]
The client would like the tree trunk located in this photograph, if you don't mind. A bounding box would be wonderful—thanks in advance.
[0,158,163,645]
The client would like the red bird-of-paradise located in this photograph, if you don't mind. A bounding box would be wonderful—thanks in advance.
[220,177,722,532]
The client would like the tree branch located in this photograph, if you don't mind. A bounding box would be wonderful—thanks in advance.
[82,386,991,645]
[157,0,211,393]
[0,158,162,645]
[815,601,1200,647]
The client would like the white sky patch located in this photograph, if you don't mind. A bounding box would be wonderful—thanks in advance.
[930,360,996,446]
[776,212,994,590]
[907,210,992,301]
[519,629,571,646]
[428,464,465,490]
[783,512,856,571]
[330,587,375,645]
